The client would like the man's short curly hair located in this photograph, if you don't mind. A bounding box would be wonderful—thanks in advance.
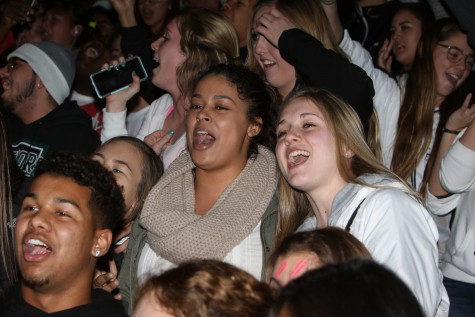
[34,151,124,232]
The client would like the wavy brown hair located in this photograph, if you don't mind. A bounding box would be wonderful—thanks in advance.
[135,259,274,317]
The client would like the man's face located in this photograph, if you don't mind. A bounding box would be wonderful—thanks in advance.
[0,59,37,115]
[15,174,102,292]
[42,9,77,48]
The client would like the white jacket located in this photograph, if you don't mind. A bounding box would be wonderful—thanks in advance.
[300,175,449,317]
[101,94,187,168]
[339,30,440,190]
[426,140,475,284]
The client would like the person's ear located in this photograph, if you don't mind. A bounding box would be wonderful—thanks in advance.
[247,117,263,138]
[91,229,113,258]
[73,25,83,36]
[342,144,354,159]
[36,79,45,89]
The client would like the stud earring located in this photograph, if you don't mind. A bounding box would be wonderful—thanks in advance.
[95,250,100,257]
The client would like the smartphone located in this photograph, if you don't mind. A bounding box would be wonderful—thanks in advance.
[90,56,148,99]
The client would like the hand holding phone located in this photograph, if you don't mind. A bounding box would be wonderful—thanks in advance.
[90,56,148,99]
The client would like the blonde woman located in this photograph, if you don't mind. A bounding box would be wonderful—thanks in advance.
[275,88,448,316]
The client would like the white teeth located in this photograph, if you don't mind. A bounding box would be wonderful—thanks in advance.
[448,73,460,80]
[289,150,310,158]
[27,239,49,248]
[263,60,276,66]
[196,130,208,135]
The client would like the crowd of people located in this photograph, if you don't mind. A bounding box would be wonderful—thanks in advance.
[0,0,474,316]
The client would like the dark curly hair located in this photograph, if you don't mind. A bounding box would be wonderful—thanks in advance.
[192,63,277,158]
[34,151,124,232]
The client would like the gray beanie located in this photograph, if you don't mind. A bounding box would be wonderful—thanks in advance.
[8,42,75,105]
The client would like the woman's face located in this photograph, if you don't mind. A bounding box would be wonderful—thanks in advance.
[270,251,320,292]
[151,19,186,95]
[252,5,296,99]
[276,98,345,194]
[138,0,172,33]
[390,10,423,70]
[133,293,174,317]
[433,31,473,103]
[186,74,261,172]
[91,141,143,218]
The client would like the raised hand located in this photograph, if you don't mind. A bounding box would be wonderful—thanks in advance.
[254,8,296,48]
[93,259,122,300]
[103,56,141,113]
[144,129,174,155]
[446,93,475,132]
[377,38,394,73]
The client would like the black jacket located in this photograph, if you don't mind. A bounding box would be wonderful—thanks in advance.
[279,28,375,135]
[1,285,128,317]
[5,100,100,177]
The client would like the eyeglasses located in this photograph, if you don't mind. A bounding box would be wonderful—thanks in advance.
[436,43,475,70]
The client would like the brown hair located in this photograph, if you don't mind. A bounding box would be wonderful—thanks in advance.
[267,227,372,281]
[0,114,20,287]
[135,259,274,317]
[100,136,164,224]
[391,18,466,182]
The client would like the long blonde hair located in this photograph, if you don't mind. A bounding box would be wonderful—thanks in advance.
[277,89,414,245]
[175,8,239,99]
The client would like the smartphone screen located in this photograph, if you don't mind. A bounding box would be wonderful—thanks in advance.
[90,56,148,99]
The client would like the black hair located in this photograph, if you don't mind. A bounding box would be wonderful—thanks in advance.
[34,151,124,232]
[270,259,424,317]
[192,63,277,158]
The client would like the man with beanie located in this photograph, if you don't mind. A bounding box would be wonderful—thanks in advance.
[0,41,100,177]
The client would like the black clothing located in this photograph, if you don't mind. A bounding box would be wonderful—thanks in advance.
[343,1,401,63]
[1,285,128,317]
[279,28,375,135]
[121,26,165,104]
[5,100,100,177]
[445,0,475,47]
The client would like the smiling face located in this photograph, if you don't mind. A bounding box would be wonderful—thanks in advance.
[390,10,423,71]
[15,174,101,292]
[151,19,186,96]
[186,74,260,172]
[138,0,172,34]
[276,98,346,194]
[433,31,473,104]
[270,251,320,291]
[91,141,143,221]
[0,59,37,115]
[251,5,296,99]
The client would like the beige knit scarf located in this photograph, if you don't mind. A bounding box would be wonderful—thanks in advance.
[140,146,278,264]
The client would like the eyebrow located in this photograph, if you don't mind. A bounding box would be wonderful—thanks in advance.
[277,112,322,126]
[191,94,235,103]
[23,193,81,210]
[92,153,133,172]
